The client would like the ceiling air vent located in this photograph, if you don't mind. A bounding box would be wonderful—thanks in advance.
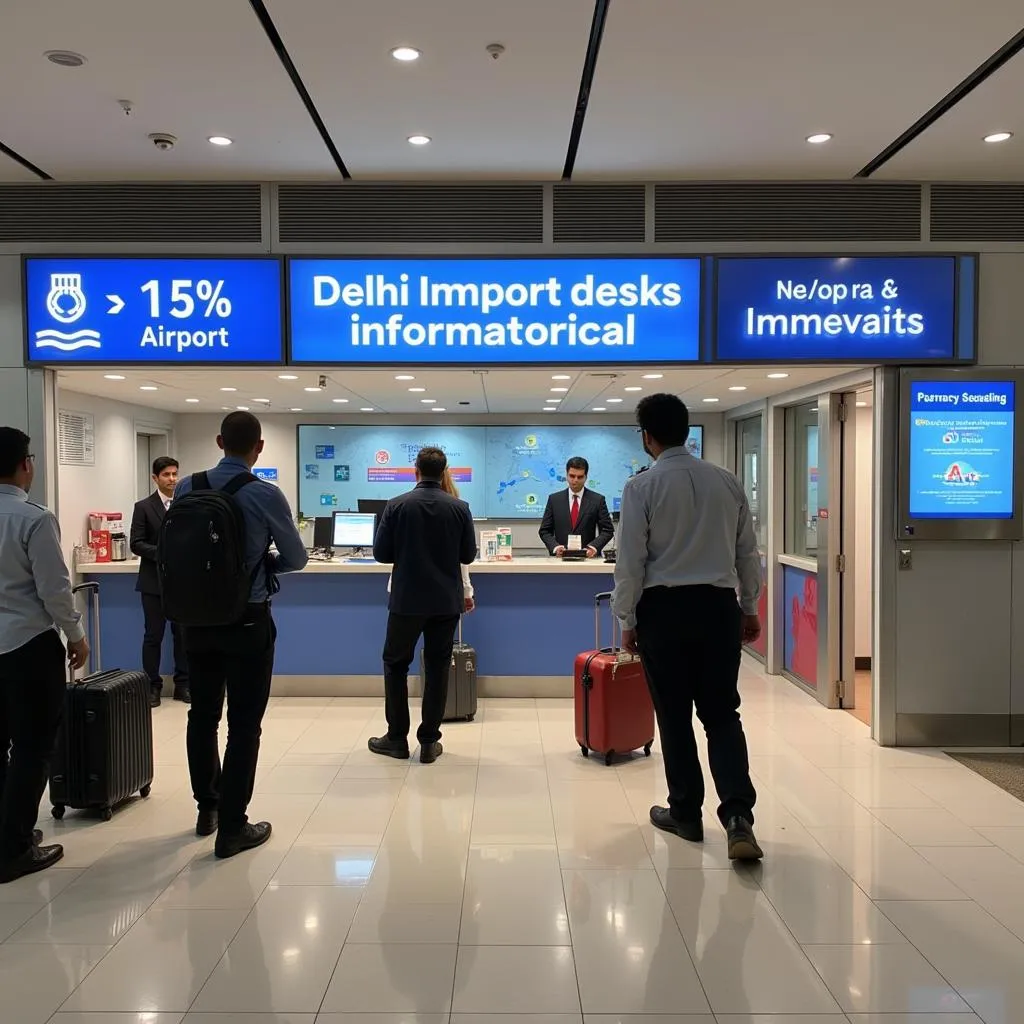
[553,184,645,242]
[58,410,95,467]
[930,184,1024,241]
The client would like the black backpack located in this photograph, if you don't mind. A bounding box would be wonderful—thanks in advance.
[158,471,259,627]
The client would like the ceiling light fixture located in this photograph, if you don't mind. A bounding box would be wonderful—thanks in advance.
[220,386,237,392]
[332,398,349,404]
[624,386,642,392]
[984,131,1013,143]
[408,386,426,392]
[421,398,436,404]
[550,387,568,393]
[408,134,431,146]
[806,133,833,144]
[236,406,250,411]
[252,398,270,404]
[304,386,322,392]
[642,373,664,380]
[139,385,158,391]
[278,374,298,380]
[728,385,748,392]
[290,408,303,412]
[607,398,623,403]
[390,46,421,62]
[546,397,562,403]
[44,50,86,68]
[702,397,720,403]
[767,372,790,379]
[551,374,571,381]
[395,374,415,381]
[208,136,233,146]
[592,407,607,412]
[431,408,446,413]
[542,407,557,412]
[360,407,375,412]
[185,398,200,403]
[103,374,126,380]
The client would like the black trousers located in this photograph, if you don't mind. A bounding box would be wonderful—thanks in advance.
[382,612,459,746]
[185,606,275,835]
[636,585,756,828]
[141,592,188,690]
[0,630,66,859]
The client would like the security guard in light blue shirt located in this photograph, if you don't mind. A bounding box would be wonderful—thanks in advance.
[611,394,764,863]
[0,427,89,885]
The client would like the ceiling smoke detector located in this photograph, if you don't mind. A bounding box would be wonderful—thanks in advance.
[45,50,86,68]
[148,132,177,151]
[486,43,506,60]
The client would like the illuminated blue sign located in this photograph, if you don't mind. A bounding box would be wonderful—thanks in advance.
[288,257,701,364]
[24,257,284,364]
[908,381,1015,519]
[715,256,970,362]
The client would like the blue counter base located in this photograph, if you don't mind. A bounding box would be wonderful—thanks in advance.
[84,569,616,690]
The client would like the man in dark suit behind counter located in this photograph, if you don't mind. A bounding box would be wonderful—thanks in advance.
[130,456,189,709]
[369,447,477,765]
[539,456,615,558]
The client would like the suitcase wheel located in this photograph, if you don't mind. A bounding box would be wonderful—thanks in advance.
[466,714,475,723]
[140,784,152,799]
[604,750,616,767]
[580,745,589,758]
[100,807,113,822]
[644,742,653,757]
[51,805,65,820]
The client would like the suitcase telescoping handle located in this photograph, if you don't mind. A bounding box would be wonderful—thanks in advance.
[593,591,621,654]
[70,581,101,682]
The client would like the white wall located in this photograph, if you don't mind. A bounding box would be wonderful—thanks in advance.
[854,402,873,661]
[56,389,176,561]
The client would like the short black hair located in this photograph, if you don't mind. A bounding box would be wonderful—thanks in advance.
[220,411,262,456]
[416,446,447,481]
[0,427,30,478]
[636,393,690,448]
[152,456,179,477]
[566,456,589,475]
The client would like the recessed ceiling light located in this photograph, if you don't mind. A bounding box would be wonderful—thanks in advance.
[728,385,748,392]
[767,372,790,379]
[360,407,375,412]
[44,50,86,68]
[546,398,562,403]
[592,407,607,412]
[304,386,322,392]
[624,386,642,392]
[408,134,431,146]
[408,386,426,393]
[421,398,436,404]
[278,374,298,380]
[103,374,126,380]
[984,131,1013,144]
[139,386,158,391]
[551,374,571,381]
[332,398,349,404]
[390,46,421,62]
[395,374,416,380]
[185,398,200,403]
[290,407,303,412]
[607,398,623,403]
[207,136,233,147]
[806,133,833,144]
[222,407,231,411]
[702,397,720,403]
[252,398,270,404]
[236,405,249,411]
[542,407,557,412]
[431,408,446,413]
[220,386,237,392]
[551,387,568,393]
[642,373,664,380]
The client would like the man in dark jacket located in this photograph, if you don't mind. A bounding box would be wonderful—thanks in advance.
[539,456,615,557]
[369,447,476,764]
[130,456,189,708]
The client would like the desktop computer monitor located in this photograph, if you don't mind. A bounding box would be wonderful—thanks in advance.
[312,516,333,550]
[332,511,376,551]
[357,499,388,534]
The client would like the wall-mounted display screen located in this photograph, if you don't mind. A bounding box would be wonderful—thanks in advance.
[288,257,702,365]
[296,423,704,520]
[716,256,974,363]
[24,257,284,364]
[898,370,1023,541]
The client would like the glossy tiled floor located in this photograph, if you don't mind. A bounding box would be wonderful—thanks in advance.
[4,658,1024,1023]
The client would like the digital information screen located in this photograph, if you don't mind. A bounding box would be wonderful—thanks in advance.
[288,257,702,365]
[24,257,284,364]
[908,381,1015,519]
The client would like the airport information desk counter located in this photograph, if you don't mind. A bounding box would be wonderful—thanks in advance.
[79,557,616,697]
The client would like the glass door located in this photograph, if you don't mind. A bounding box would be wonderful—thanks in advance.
[736,415,767,659]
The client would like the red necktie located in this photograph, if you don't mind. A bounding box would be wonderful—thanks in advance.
[570,494,580,531]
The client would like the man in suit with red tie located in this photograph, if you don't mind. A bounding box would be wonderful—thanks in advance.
[539,456,615,558]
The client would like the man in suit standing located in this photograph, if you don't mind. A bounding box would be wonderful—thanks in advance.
[369,447,476,765]
[539,456,615,558]
[130,456,189,709]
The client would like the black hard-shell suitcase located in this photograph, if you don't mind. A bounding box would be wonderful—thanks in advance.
[420,618,477,722]
[48,582,154,822]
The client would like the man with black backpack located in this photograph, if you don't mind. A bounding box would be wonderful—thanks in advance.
[162,412,307,859]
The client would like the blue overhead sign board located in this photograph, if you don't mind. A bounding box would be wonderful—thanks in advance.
[908,380,1015,520]
[287,257,702,365]
[715,256,970,363]
[24,257,284,364]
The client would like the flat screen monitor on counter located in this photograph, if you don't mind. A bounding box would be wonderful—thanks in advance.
[296,424,705,520]
[332,511,376,550]
[898,369,1023,541]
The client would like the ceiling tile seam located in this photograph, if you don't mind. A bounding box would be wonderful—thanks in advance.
[0,141,51,181]
[247,0,352,180]
[561,0,612,180]
[855,26,1024,178]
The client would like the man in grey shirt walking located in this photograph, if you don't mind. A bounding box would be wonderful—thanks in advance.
[0,427,89,882]
[612,394,763,861]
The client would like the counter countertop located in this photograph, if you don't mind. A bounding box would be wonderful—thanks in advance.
[80,555,616,576]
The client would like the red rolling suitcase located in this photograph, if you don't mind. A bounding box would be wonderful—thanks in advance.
[48,582,154,822]
[574,592,655,766]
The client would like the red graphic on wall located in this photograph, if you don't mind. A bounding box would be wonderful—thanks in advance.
[374,450,391,465]
[783,566,818,688]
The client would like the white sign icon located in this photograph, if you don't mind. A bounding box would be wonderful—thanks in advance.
[46,273,87,324]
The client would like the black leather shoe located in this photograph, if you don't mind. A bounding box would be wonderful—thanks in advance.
[650,806,704,842]
[196,810,219,837]
[368,736,410,760]
[726,816,764,861]
[215,821,272,860]
[420,741,443,765]
[173,687,191,705]
[150,688,162,709]
[0,843,64,883]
